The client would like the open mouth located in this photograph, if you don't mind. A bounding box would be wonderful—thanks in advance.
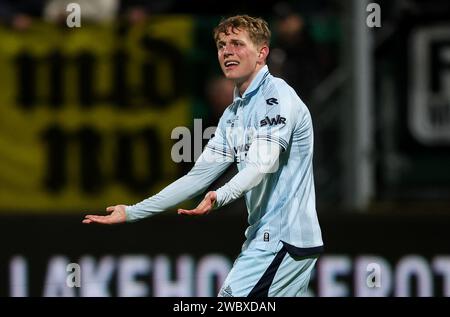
[224,60,239,69]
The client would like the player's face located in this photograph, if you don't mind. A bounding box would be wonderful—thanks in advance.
[217,28,267,94]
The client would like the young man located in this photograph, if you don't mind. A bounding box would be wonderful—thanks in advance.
[83,15,324,297]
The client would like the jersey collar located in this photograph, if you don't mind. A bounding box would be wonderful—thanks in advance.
[233,65,270,102]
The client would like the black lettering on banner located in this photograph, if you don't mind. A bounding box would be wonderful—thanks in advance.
[41,126,162,195]
[47,50,65,108]
[15,52,36,109]
[115,128,162,195]
[76,51,95,108]
[41,125,67,193]
[15,50,98,109]
[112,49,129,108]
[11,25,187,208]
[78,127,103,194]
[140,36,185,107]
[41,126,103,194]
[14,37,186,110]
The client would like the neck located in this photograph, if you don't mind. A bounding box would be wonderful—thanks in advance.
[236,63,265,96]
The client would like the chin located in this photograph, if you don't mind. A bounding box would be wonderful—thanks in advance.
[223,73,237,81]
[223,71,241,81]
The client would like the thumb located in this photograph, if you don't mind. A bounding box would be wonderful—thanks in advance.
[106,206,115,213]
[207,191,217,202]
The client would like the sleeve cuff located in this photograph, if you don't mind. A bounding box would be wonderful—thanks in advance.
[125,205,137,222]
[213,189,225,209]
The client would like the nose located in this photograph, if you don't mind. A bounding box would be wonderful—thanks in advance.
[223,44,233,58]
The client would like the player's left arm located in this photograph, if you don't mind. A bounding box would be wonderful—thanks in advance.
[177,138,282,215]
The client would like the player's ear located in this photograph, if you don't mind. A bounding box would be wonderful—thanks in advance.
[258,45,269,64]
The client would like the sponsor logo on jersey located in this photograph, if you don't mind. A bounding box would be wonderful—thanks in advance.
[266,98,278,105]
[260,115,286,127]
[233,143,250,155]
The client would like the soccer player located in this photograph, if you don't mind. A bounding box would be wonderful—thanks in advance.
[83,15,324,297]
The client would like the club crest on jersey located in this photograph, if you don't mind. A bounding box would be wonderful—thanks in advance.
[260,115,286,127]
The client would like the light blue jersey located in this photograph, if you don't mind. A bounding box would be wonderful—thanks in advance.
[125,65,323,296]
[208,65,323,254]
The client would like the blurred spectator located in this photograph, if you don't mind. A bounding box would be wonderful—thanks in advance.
[204,76,235,127]
[43,0,119,24]
[268,3,323,103]
[0,0,44,31]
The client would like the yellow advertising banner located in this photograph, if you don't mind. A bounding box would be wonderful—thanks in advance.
[0,17,194,213]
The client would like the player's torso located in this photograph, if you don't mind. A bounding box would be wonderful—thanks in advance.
[224,75,322,250]
[224,96,260,168]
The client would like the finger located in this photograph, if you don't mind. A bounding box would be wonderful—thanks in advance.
[106,206,115,213]
[178,208,208,216]
[84,215,100,220]
[82,215,97,224]
[178,208,196,215]
[85,215,111,224]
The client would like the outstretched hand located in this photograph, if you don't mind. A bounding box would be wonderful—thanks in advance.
[178,191,217,216]
[82,205,127,225]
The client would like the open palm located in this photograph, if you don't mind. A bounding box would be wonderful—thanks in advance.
[177,191,217,216]
[82,205,127,225]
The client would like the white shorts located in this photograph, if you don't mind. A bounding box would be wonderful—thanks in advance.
[218,242,319,297]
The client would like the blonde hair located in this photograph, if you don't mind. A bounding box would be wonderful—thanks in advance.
[213,15,271,48]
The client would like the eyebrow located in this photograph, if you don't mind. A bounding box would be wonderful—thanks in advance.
[217,39,245,46]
